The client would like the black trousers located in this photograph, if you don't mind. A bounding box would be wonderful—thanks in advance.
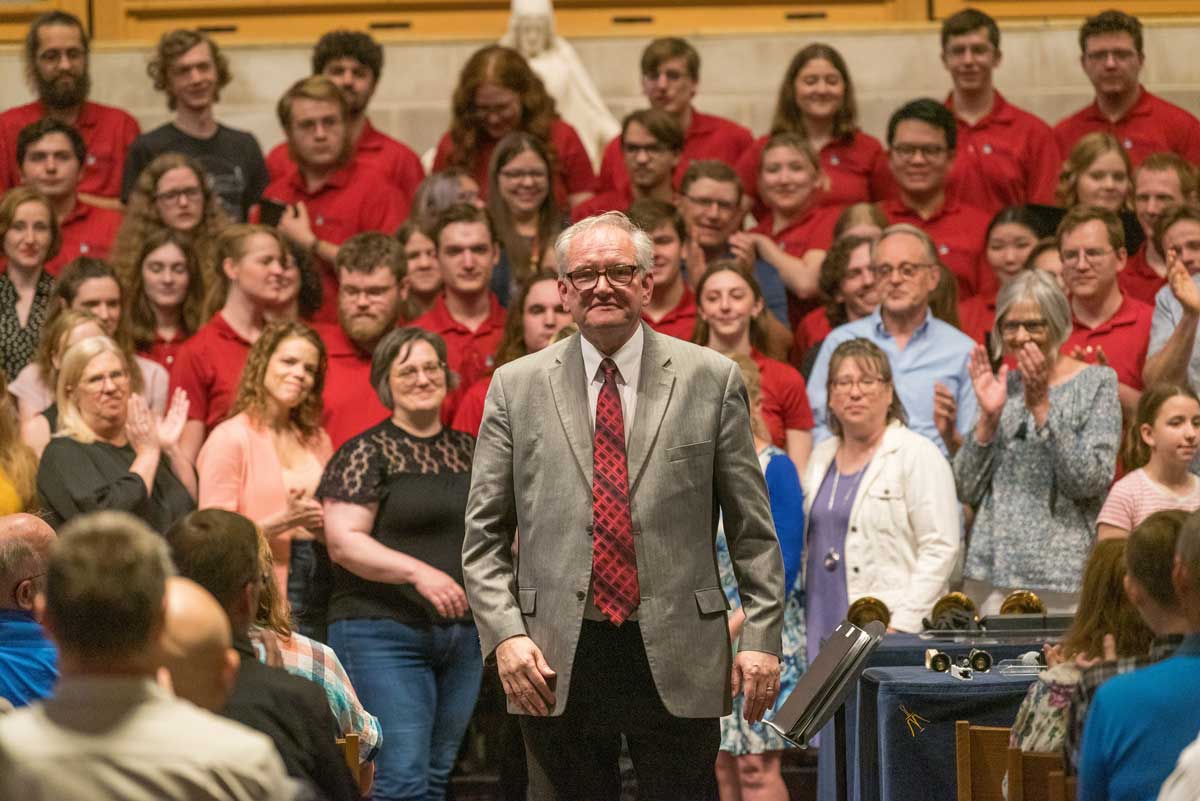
[519,620,720,801]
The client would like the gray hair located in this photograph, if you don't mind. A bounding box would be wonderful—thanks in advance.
[370,327,457,409]
[554,211,654,279]
[990,269,1072,360]
[873,223,940,267]
[0,538,39,599]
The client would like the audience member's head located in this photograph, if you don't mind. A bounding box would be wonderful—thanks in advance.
[24,11,90,110]
[17,118,85,207]
[1025,237,1067,293]
[1056,205,1127,306]
[277,75,351,173]
[1125,510,1189,635]
[0,514,55,612]
[1078,10,1144,99]
[165,509,262,635]
[0,186,59,274]
[125,227,205,354]
[1134,153,1196,246]
[449,45,554,156]
[834,202,888,242]
[1121,383,1200,472]
[487,131,560,283]
[1157,205,1200,274]
[680,160,743,253]
[409,168,484,229]
[129,153,226,235]
[818,234,878,329]
[692,259,769,352]
[397,218,442,312]
[493,271,571,368]
[872,223,941,322]
[147,29,231,112]
[1061,538,1154,660]
[824,338,907,439]
[336,231,407,349]
[312,30,383,117]
[772,43,858,140]
[640,37,700,117]
[984,206,1041,288]
[620,109,682,197]
[940,9,1001,94]
[228,320,327,442]
[886,98,956,201]
[758,132,824,219]
[432,203,498,300]
[54,335,135,444]
[31,307,105,395]
[371,326,457,410]
[159,576,239,712]
[1058,132,1132,212]
[206,223,296,317]
[990,267,1071,362]
[41,511,174,673]
[628,198,686,295]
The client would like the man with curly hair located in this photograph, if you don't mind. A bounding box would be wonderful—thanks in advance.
[120,29,269,222]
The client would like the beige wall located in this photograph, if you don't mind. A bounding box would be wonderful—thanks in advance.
[1,18,1198,165]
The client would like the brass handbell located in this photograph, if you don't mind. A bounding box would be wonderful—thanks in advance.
[930,591,978,624]
[847,596,891,629]
[999,589,1045,615]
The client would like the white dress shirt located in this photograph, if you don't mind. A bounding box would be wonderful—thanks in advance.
[580,324,643,445]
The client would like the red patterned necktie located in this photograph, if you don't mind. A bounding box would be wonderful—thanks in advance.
[591,357,640,624]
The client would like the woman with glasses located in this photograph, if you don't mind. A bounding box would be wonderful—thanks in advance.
[804,337,959,654]
[197,321,332,591]
[434,45,595,210]
[317,327,480,801]
[37,335,195,532]
[955,269,1121,614]
[486,133,564,307]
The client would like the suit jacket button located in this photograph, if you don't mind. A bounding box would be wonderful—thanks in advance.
[576,591,586,601]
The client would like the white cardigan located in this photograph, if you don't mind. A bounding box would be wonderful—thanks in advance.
[802,422,961,632]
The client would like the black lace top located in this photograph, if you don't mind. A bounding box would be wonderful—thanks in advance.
[316,420,475,624]
[0,271,54,381]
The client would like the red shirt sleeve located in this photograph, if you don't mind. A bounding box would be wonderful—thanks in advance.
[1024,123,1062,206]
[553,120,596,196]
[170,342,210,424]
[776,363,815,431]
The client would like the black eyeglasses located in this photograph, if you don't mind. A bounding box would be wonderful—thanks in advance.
[565,264,639,291]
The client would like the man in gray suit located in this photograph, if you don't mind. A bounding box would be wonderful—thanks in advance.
[462,211,786,800]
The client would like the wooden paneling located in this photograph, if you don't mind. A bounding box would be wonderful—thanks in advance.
[0,1,88,44]
[932,0,1200,20]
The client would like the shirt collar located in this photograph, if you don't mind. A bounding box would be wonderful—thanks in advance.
[945,90,1016,128]
[1084,85,1152,123]
[1151,633,1186,660]
[286,159,354,196]
[1174,632,1200,657]
[581,323,644,387]
[871,307,932,339]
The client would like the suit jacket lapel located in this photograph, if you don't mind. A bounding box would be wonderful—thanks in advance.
[549,334,593,487]
[627,327,675,494]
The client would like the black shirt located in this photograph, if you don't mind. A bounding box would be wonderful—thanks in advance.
[316,421,475,625]
[120,122,269,221]
[37,436,195,533]
[0,271,54,381]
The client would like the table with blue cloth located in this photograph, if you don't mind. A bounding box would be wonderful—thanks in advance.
[815,633,1043,801]
[856,666,1036,801]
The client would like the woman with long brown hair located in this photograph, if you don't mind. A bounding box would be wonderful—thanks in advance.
[0,187,59,383]
[433,45,594,209]
[125,227,206,370]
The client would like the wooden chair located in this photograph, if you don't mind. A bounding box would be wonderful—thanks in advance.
[955,721,1011,801]
[1047,770,1077,801]
[1007,749,1064,801]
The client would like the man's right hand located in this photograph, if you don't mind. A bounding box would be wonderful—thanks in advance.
[1168,251,1200,315]
[496,635,557,716]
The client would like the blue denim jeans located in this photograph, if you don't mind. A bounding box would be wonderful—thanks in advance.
[329,618,483,801]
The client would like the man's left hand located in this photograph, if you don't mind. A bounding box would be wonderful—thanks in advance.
[732,650,781,723]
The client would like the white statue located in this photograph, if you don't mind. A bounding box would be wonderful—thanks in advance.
[501,0,620,168]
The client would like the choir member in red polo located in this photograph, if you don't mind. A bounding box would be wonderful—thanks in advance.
[16,118,120,275]
[316,232,403,449]
[736,43,891,216]
[1120,154,1196,305]
[939,10,1060,215]
[0,12,139,208]
[594,37,752,200]
[628,199,695,340]
[1058,206,1152,417]
[410,204,507,424]
[260,76,409,325]
[266,30,425,201]
[435,45,594,209]
[171,224,298,461]
[958,206,1040,344]
[880,98,993,301]
[571,109,681,221]
[1054,10,1200,166]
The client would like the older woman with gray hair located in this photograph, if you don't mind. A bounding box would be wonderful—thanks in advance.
[955,269,1121,615]
[316,326,480,801]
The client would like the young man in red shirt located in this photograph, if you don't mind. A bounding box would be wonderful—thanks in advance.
[1119,153,1196,305]
[16,118,120,274]
[317,231,405,449]
[1054,10,1200,166]
[939,9,1060,214]
[594,38,752,198]
[1058,205,1152,417]
[572,109,681,221]
[267,30,424,200]
[411,204,507,424]
[260,76,408,324]
[0,11,139,208]
[628,199,695,340]
[880,98,993,301]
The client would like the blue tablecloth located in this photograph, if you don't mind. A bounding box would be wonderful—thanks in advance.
[816,634,1043,800]
[856,666,1036,801]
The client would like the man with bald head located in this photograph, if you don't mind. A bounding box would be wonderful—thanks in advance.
[159,576,239,712]
[0,513,57,707]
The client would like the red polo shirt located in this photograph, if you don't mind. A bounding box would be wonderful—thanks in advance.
[0,101,139,199]
[138,330,189,372]
[643,285,697,341]
[945,91,1061,215]
[451,375,492,438]
[736,130,893,217]
[433,118,594,208]
[957,295,997,344]
[1061,294,1153,390]
[750,348,813,449]
[169,312,252,430]
[596,108,753,197]
[266,119,425,199]
[1053,87,1200,166]
[752,204,842,255]
[45,199,122,275]
[793,307,833,363]
[880,196,994,300]
[410,293,508,424]
[260,160,409,324]
[570,188,634,222]
[313,323,391,450]
[1116,245,1166,307]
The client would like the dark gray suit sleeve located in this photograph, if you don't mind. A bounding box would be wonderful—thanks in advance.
[714,360,786,656]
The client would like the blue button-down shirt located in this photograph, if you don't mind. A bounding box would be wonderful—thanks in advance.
[807,309,978,456]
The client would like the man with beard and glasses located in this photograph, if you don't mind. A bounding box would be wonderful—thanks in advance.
[316,232,406,449]
[266,30,424,200]
[0,12,139,209]
[121,29,269,223]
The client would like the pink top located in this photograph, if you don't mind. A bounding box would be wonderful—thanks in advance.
[197,411,333,587]
[1097,468,1200,532]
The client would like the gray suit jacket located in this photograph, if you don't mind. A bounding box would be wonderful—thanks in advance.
[462,324,785,718]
